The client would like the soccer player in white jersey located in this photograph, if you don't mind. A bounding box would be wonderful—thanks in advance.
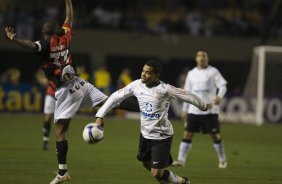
[172,50,228,169]
[95,60,212,184]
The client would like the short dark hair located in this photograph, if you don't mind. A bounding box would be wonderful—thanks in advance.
[43,20,59,36]
[145,59,162,75]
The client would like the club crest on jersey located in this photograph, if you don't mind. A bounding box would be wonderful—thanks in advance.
[145,103,152,112]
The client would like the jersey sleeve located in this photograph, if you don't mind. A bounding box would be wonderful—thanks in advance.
[167,84,208,111]
[34,39,48,53]
[214,69,227,88]
[62,23,73,34]
[182,72,192,112]
[214,69,227,98]
[61,23,73,44]
[95,82,135,118]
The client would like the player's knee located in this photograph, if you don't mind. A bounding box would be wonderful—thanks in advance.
[55,128,65,138]
[183,131,193,140]
[44,114,53,122]
[211,133,221,141]
[54,122,69,140]
[151,169,162,178]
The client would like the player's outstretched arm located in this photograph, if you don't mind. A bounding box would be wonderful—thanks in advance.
[95,91,129,119]
[95,83,136,120]
[64,0,73,26]
[168,84,213,111]
[5,27,37,50]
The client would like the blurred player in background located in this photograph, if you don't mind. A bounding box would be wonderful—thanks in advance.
[95,60,213,184]
[76,65,89,81]
[93,65,112,95]
[117,67,132,89]
[34,68,56,151]
[0,67,21,85]
[5,0,109,183]
[172,50,228,168]
[116,67,133,117]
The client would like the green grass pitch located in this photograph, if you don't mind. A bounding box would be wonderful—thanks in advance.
[0,114,282,184]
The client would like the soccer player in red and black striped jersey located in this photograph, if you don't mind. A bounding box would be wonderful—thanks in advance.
[6,0,74,155]
[6,11,73,87]
[5,1,109,183]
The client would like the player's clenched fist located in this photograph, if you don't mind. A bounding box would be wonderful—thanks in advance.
[5,27,16,41]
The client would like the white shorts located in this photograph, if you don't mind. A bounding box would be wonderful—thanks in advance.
[44,94,56,114]
[54,77,108,122]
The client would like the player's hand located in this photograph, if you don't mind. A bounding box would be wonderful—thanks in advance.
[206,103,213,110]
[213,96,221,105]
[180,112,187,122]
[5,27,16,41]
[95,117,104,127]
[62,73,72,83]
[61,65,75,83]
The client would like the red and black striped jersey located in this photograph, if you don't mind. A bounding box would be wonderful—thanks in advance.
[46,80,56,96]
[34,23,73,87]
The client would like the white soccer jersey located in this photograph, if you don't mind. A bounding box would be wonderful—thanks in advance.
[182,65,227,115]
[96,79,208,140]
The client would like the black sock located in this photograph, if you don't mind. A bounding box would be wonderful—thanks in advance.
[182,139,192,143]
[58,169,67,176]
[43,121,51,138]
[214,139,222,144]
[161,170,170,180]
[156,170,170,183]
[56,140,68,175]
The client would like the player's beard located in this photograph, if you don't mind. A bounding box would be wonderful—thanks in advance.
[142,78,159,87]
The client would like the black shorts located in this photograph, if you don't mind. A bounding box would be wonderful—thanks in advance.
[137,134,173,169]
[185,114,220,134]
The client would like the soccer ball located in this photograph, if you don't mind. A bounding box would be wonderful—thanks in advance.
[82,123,104,144]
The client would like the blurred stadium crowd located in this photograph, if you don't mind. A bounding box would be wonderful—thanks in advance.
[1,0,282,41]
